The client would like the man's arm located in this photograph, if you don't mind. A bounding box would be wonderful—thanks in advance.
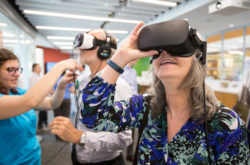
[49,116,132,151]
[49,116,83,144]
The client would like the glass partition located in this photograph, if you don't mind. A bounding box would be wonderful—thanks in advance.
[0,12,35,89]
[206,28,247,81]
[207,34,221,79]
[223,29,244,81]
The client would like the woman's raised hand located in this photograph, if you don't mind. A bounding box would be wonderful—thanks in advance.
[56,59,79,72]
[57,71,77,89]
[112,22,158,67]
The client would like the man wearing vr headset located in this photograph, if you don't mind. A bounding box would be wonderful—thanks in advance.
[76,20,249,164]
[49,29,133,165]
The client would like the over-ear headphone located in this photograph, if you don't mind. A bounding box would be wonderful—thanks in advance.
[97,32,113,60]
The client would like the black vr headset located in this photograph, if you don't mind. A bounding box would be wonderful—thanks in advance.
[73,32,117,60]
[137,20,207,64]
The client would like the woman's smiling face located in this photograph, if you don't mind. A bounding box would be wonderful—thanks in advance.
[153,50,193,84]
[0,60,21,89]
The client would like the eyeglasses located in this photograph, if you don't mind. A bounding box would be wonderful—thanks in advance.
[4,67,23,75]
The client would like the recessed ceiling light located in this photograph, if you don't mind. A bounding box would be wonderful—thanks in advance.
[37,26,128,34]
[107,30,128,34]
[0,23,7,27]
[47,36,74,40]
[53,42,73,46]
[49,36,120,43]
[60,46,73,49]
[229,24,235,28]
[3,33,16,37]
[36,26,90,32]
[3,40,18,43]
[133,0,177,7]
[24,10,141,24]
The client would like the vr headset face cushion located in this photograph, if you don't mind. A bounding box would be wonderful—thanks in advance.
[137,20,196,57]
[73,33,96,50]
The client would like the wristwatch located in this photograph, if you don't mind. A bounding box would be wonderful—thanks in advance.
[79,132,87,146]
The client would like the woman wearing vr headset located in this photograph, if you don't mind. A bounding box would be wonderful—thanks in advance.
[78,21,249,164]
[0,48,78,165]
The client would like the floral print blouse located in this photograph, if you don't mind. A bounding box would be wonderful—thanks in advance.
[80,76,249,164]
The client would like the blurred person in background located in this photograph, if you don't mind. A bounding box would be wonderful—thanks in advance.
[53,71,74,141]
[29,63,49,132]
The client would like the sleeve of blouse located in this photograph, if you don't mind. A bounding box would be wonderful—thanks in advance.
[80,76,151,132]
[213,106,249,164]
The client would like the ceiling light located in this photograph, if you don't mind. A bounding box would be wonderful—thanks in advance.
[47,36,74,40]
[133,0,177,7]
[24,10,141,24]
[3,40,18,43]
[36,26,90,31]
[53,42,73,46]
[3,33,16,37]
[106,30,128,34]
[37,26,128,34]
[48,36,121,42]
[60,46,73,49]
[25,40,31,44]
[0,23,7,27]
[229,24,235,28]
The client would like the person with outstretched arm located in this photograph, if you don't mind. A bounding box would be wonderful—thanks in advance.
[0,48,79,165]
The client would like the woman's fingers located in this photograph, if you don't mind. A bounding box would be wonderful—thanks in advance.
[131,22,144,38]
[60,71,78,85]
[62,59,80,71]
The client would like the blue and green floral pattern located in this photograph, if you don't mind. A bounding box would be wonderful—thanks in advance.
[80,76,249,164]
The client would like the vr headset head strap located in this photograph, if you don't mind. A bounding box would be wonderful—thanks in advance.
[189,28,207,65]
[95,37,117,49]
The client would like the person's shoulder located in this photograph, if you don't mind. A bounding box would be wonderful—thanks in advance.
[209,105,244,133]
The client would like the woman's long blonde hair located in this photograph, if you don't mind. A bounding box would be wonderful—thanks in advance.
[148,52,218,121]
